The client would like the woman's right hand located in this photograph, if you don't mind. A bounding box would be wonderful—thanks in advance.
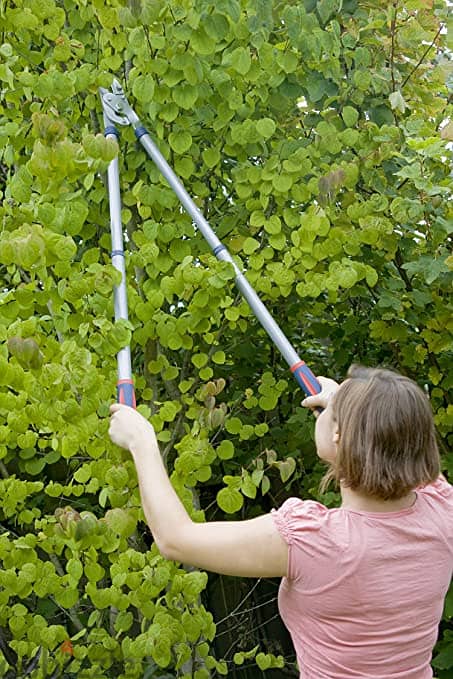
[301,376,340,416]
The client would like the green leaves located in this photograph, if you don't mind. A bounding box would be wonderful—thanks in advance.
[0,478,43,518]
[216,485,243,514]
[230,46,251,75]
[82,134,118,163]
[173,83,198,110]
[403,253,450,285]
[389,90,407,114]
[104,508,137,538]
[433,631,453,670]
[342,106,359,127]
[190,27,216,55]
[243,237,260,255]
[216,0,241,22]
[0,0,451,676]
[132,74,155,104]
[233,645,284,672]
[202,146,220,168]
[8,337,43,370]
[217,440,234,460]
[168,130,193,154]
[256,118,276,139]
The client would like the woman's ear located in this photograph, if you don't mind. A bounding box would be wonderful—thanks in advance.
[333,428,340,446]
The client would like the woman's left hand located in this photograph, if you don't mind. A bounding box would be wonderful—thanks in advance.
[109,403,158,455]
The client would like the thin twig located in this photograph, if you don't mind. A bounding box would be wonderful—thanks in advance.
[48,555,85,632]
[402,24,443,89]
[221,596,278,623]
[217,612,281,642]
[215,579,263,626]
[390,1,399,91]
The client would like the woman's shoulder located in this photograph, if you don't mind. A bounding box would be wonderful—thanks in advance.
[417,475,453,503]
[271,497,337,545]
[274,496,329,519]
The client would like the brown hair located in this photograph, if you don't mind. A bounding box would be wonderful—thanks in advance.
[321,365,440,500]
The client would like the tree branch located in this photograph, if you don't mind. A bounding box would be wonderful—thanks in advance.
[393,248,413,292]
[390,1,399,92]
[402,24,443,89]
[48,555,85,632]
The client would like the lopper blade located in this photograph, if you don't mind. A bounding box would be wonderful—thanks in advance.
[99,79,136,126]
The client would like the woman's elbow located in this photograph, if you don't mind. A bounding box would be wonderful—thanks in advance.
[152,527,192,563]
[156,539,180,562]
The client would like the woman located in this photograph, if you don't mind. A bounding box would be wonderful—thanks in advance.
[109,366,453,678]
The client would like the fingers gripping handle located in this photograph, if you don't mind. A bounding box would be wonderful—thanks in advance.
[117,379,136,408]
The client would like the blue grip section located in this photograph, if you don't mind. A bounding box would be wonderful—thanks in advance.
[213,244,227,257]
[117,380,136,408]
[104,126,119,139]
[291,361,321,397]
[134,126,148,140]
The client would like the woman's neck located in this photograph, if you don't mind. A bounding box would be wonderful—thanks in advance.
[340,485,417,513]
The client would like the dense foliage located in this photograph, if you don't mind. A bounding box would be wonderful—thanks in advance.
[0,0,451,676]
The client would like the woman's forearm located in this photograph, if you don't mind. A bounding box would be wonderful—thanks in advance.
[130,436,192,556]
[108,404,289,577]
[108,404,192,556]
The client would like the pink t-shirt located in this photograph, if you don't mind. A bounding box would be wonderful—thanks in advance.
[272,477,453,679]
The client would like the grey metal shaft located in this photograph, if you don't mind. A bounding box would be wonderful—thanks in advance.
[135,129,301,369]
[105,133,133,382]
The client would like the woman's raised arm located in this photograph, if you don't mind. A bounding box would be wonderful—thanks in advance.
[109,404,288,578]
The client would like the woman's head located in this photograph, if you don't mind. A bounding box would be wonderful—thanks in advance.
[323,365,440,500]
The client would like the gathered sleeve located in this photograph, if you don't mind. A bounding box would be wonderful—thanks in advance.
[418,475,453,502]
[271,498,331,581]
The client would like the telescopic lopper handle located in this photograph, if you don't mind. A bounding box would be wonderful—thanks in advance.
[99,81,322,399]
[117,379,136,408]
[103,122,136,408]
[133,126,322,398]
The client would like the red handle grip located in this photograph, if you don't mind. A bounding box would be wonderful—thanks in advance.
[117,379,136,408]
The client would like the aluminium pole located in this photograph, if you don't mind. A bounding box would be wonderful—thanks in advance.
[102,117,136,408]
[100,81,321,398]
[133,125,320,396]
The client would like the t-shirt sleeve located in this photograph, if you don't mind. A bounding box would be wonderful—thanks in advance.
[271,498,329,580]
[418,475,453,501]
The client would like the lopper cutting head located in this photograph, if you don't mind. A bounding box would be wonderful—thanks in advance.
[99,80,139,127]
